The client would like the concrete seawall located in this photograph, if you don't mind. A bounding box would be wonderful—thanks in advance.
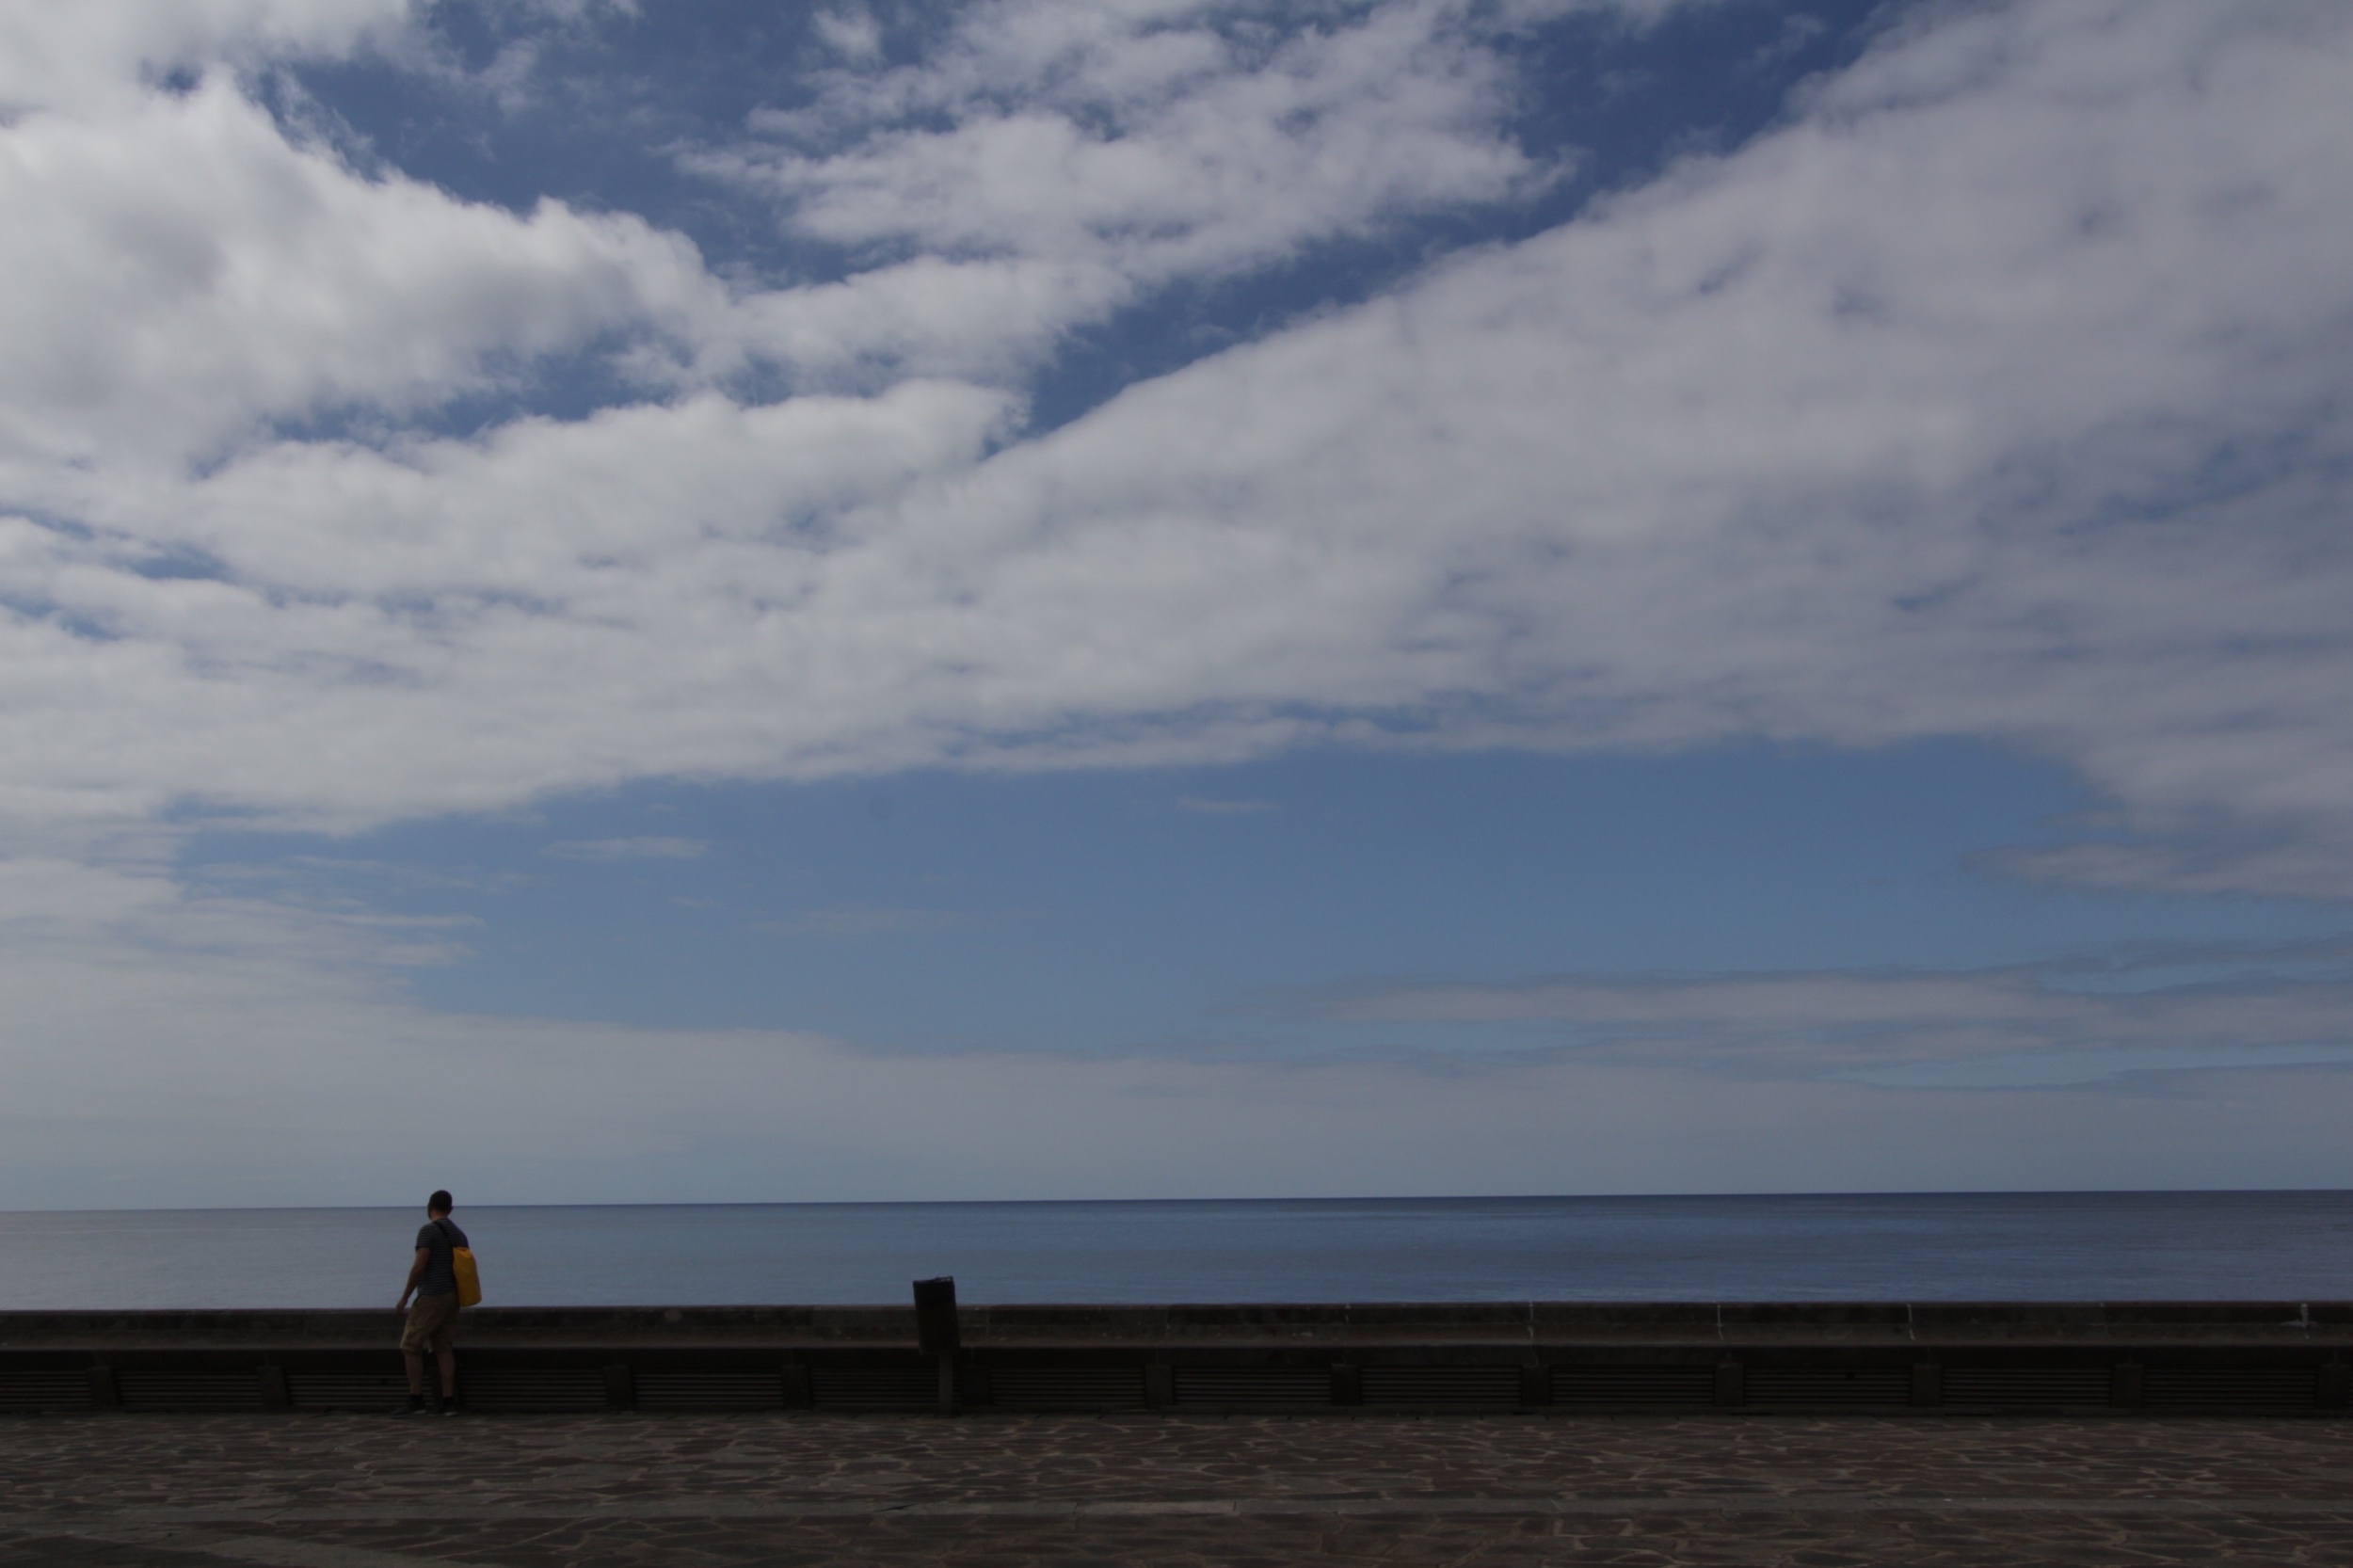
[3,1302,2348,1416]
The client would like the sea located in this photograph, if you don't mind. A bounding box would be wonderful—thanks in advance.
[3,1192,2351,1311]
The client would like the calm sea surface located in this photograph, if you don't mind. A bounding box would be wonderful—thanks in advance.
[3,1192,2350,1310]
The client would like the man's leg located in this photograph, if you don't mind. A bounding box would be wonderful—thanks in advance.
[436,1347,456,1400]
[399,1298,452,1413]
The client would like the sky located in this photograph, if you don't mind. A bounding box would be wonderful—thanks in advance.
[4,0,2353,1208]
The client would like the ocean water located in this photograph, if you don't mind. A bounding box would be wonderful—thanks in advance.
[2,1192,2350,1311]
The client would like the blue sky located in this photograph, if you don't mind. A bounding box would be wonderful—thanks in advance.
[4,0,2353,1207]
[184,744,2336,1054]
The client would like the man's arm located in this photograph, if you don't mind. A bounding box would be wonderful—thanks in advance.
[396,1247,429,1314]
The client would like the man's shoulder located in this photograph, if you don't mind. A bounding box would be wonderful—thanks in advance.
[416,1222,444,1247]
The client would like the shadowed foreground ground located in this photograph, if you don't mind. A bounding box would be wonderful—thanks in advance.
[2,1412,2349,1566]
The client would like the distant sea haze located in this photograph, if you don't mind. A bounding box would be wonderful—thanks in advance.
[2,1192,2349,1311]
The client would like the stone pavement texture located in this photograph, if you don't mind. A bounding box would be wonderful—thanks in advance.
[1,1412,2349,1567]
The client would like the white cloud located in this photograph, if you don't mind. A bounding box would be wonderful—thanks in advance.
[0,72,728,474]
[819,0,2353,896]
[0,849,467,1000]
[811,7,884,65]
[0,0,411,114]
[687,0,1556,381]
[1316,946,2353,1084]
[739,0,1542,270]
[0,377,1016,826]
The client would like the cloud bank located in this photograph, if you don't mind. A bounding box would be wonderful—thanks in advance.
[6,863,2347,1208]
[1316,945,2353,1085]
[0,1,2344,894]
[3,0,2352,1199]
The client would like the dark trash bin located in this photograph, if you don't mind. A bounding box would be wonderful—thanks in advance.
[914,1276,958,1414]
[913,1276,959,1356]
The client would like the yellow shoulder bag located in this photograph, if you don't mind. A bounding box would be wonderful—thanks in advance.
[438,1220,484,1307]
[452,1244,482,1307]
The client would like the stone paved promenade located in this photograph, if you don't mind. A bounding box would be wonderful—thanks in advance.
[2,1412,2349,1567]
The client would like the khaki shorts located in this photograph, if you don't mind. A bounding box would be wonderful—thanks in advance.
[400,1292,462,1354]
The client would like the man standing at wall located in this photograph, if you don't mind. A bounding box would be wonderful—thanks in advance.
[395,1190,469,1416]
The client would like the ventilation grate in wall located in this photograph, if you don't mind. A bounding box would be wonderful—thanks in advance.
[1744,1368,1910,1407]
[116,1372,260,1413]
[1172,1368,1331,1408]
[989,1367,1148,1411]
[288,1372,411,1412]
[1942,1368,2113,1409]
[2143,1368,2316,1412]
[0,1371,94,1413]
[1361,1366,1523,1408]
[459,1368,609,1413]
[1551,1366,1717,1408]
[634,1370,785,1412]
[812,1364,937,1411]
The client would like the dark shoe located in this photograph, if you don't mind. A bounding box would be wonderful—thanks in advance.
[394,1395,429,1417]
[437,1397,460,1416]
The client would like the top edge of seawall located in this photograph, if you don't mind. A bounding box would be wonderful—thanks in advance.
[4,1301,2351,1350]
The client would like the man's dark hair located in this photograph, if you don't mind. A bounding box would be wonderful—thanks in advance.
[428,1190,454,1214]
